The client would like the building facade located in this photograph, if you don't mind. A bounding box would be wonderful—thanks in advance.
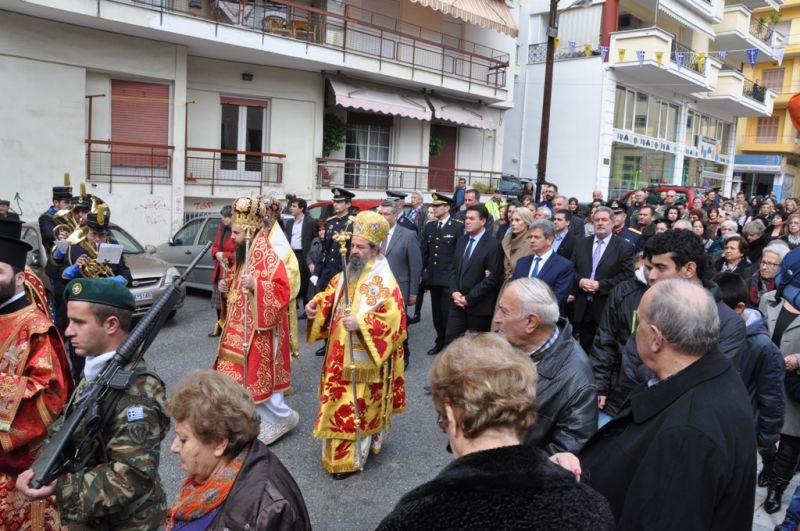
[504,0,780,201]
[0,0,516,245]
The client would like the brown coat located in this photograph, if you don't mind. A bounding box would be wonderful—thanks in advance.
[501,230,532,281]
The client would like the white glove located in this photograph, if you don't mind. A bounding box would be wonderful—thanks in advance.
[310,275,319,286]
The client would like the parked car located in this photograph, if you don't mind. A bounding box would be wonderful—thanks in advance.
[22,221,184,318]
[154,215,222,291]
[495,175,532,197]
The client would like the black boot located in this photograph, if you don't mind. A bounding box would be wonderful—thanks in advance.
[761,450,777,488]
[766,488,785,514]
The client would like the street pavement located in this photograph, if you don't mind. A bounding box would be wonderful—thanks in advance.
[146,291,793,530]
[147,290,448,530]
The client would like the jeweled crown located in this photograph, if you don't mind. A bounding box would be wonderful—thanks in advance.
[232,196,266,231]
[352,210,389,246]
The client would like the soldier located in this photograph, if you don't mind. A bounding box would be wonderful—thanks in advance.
[386,190,418,234]
[608,200,643,253]
[311,187,355,356]
[16,278,169,530]
[421,192,464,355]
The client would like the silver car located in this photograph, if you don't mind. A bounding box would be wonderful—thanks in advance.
[22,221,184,318]
[154,215,221,291]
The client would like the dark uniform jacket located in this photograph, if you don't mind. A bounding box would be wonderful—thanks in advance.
[38,207,59,253]
[55,363,169,530]
[209,440,311,531]
[580,350,757,531]
[420,216,463,288]
[376,444,614,531]
[524,319,598,454]
[314,214,351,291]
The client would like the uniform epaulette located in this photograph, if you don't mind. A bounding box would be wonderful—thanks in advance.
[629,227,641,235]
[326,214,339,221]
[453,218,464,223]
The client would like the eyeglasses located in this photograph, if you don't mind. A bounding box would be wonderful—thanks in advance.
[436,412,447,432]
[761,261,781,269]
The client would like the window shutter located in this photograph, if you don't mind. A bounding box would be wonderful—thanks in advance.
[111,80,169,167]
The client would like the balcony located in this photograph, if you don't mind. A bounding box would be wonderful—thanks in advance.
[712,5,784,63]
[317,158,502,193]
[86,140,173,193]
[527,42,601,64]
[737,135,800,154]
[185,147,284,195]
[697,67,774,117]
[608,28,716,96]
[108,0,509,92]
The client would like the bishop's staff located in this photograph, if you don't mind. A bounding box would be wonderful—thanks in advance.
[332,221,362,471]
[242,224,255,389]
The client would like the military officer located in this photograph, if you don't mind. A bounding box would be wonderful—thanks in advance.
[17,278,169,530]
[386,190,418,234]
[421,192,464,355]
[608,199,644,252]
[311,187,354,356]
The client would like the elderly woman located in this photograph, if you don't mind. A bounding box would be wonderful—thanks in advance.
[376,333,613,530]
[166,370,310,530]
[784,213,800,250]
[748,242,790,307]
[708,219,739,255]
[209,205,234,337]
[501,206,534,280]
[715,234,752,279]
[744,219,770,264]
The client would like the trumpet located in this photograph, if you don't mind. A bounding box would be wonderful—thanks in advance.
[63,191,115,279]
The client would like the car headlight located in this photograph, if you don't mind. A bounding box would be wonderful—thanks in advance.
[164,267,180,286]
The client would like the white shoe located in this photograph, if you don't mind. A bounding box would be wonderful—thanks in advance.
[259,411,300,445]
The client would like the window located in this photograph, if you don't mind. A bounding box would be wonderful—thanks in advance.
[762,68,785,93]
[111,80,169,168]
[344,112,392,188]
[220,97,268,179]
[614,86,677,141]
[172,219,204,246]
[756,117,779,142]
[614,86,626,129]
[646,97,660,138]
[634,93,648,134]
[200,218,221,246]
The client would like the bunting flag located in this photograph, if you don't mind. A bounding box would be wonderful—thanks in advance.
[675,51,685,68]
[568,40,576,55]
[618,48,626,62]
[775,45,785,66]
[655,51,664,66]
[717,50,729,60]
[601,46,609,62]
[637,50,645,66]
[554,37,560,49]
[584,43,592,57]
[747,48,759,67]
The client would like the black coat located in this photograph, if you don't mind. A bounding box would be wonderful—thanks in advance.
[580,350,757,531]
[282,215,315,254]
[209,441,311,531]
[449,231,504,316]
[571,235,635,324]
[420,216,464,287]
[525,319,598,454]
[376,444,614,531]
[554,231,576,260]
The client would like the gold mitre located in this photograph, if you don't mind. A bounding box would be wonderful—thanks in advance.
[232,196,266,230]
[352,210,389,246]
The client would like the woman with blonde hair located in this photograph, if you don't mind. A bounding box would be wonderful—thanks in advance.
[377,333,613,530]
[165,370,310,530]
[501,206,534,280]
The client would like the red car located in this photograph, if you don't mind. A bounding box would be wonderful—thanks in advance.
[619,186,706,206]
[307,199,383,221]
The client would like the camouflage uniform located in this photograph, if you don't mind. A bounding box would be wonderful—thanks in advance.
[54,362,168,530]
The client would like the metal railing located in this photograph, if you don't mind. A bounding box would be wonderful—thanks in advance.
[670,41,705,75]
[527,42,601,64]
[749,17,774,44]
[113,0,509,88]
[317,158,503,192]
[86,140,173,193]
[739,135,800,145]
[185,147,284,195]
[742,78,767,103]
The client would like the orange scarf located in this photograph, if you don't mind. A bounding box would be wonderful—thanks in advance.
[166,447,247,530]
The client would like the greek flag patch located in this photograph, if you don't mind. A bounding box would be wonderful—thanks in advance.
[126,406,145,422]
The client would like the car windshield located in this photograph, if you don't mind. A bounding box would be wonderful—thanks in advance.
[108,226,145,254]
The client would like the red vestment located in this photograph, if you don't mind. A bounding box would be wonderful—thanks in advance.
[0,300,72,530]
[213,229,292,403]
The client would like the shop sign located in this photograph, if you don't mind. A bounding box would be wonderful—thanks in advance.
[613,129,678,154]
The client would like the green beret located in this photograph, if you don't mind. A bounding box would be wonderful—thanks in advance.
[64,278,136,311]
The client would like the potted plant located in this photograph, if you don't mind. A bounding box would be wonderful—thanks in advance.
[429,134,444,158]
[323,114,347,157]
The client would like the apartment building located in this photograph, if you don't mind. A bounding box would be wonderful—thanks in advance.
[0,0,516,244]
[504,0,781,200]
[735,0,798,200]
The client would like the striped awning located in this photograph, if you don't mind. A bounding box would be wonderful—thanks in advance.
[407,0,518,38]
[327,77,432,121]
[427,96,496,129]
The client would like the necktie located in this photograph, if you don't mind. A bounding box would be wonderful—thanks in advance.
[590,239,604,280]
[530,256,541,277]
[438,221,443,231]
[464,237,475,261]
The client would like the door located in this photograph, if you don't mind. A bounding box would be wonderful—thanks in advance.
[428,125,458,192]
[220,98,267,182]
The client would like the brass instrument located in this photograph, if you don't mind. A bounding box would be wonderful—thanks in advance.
[50,175,81,251]
[63,192,115,279]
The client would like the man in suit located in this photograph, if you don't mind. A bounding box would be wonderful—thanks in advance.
[552,209,577,259]
[387,190,418,234]
[513,220,573,313]
[283,197,315,314]
[454,189,494,235]
[571,205,635,354]
[445,204,504,344]
[407,191,428,235]
[379,200,422,367]
[421,193,464,355]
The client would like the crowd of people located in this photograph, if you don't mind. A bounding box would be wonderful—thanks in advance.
[1,176,800,530]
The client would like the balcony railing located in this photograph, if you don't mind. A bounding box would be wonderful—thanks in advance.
[185,147,284,195]
[748,17,774,44]
[86,140,173,193]
[115,0,509,88]
[670,41,705,74]
[527,42,601,64]
[317,158,503,192]
[742,79,767,102]
[739,135,800,145]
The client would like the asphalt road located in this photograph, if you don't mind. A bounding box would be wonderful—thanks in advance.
[146,289,448,531]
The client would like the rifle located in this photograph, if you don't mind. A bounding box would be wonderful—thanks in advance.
[28,241,213,488]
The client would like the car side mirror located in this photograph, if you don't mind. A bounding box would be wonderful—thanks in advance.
[168,237,175,246]
[27,250,39,267]
[145,244,156,255]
